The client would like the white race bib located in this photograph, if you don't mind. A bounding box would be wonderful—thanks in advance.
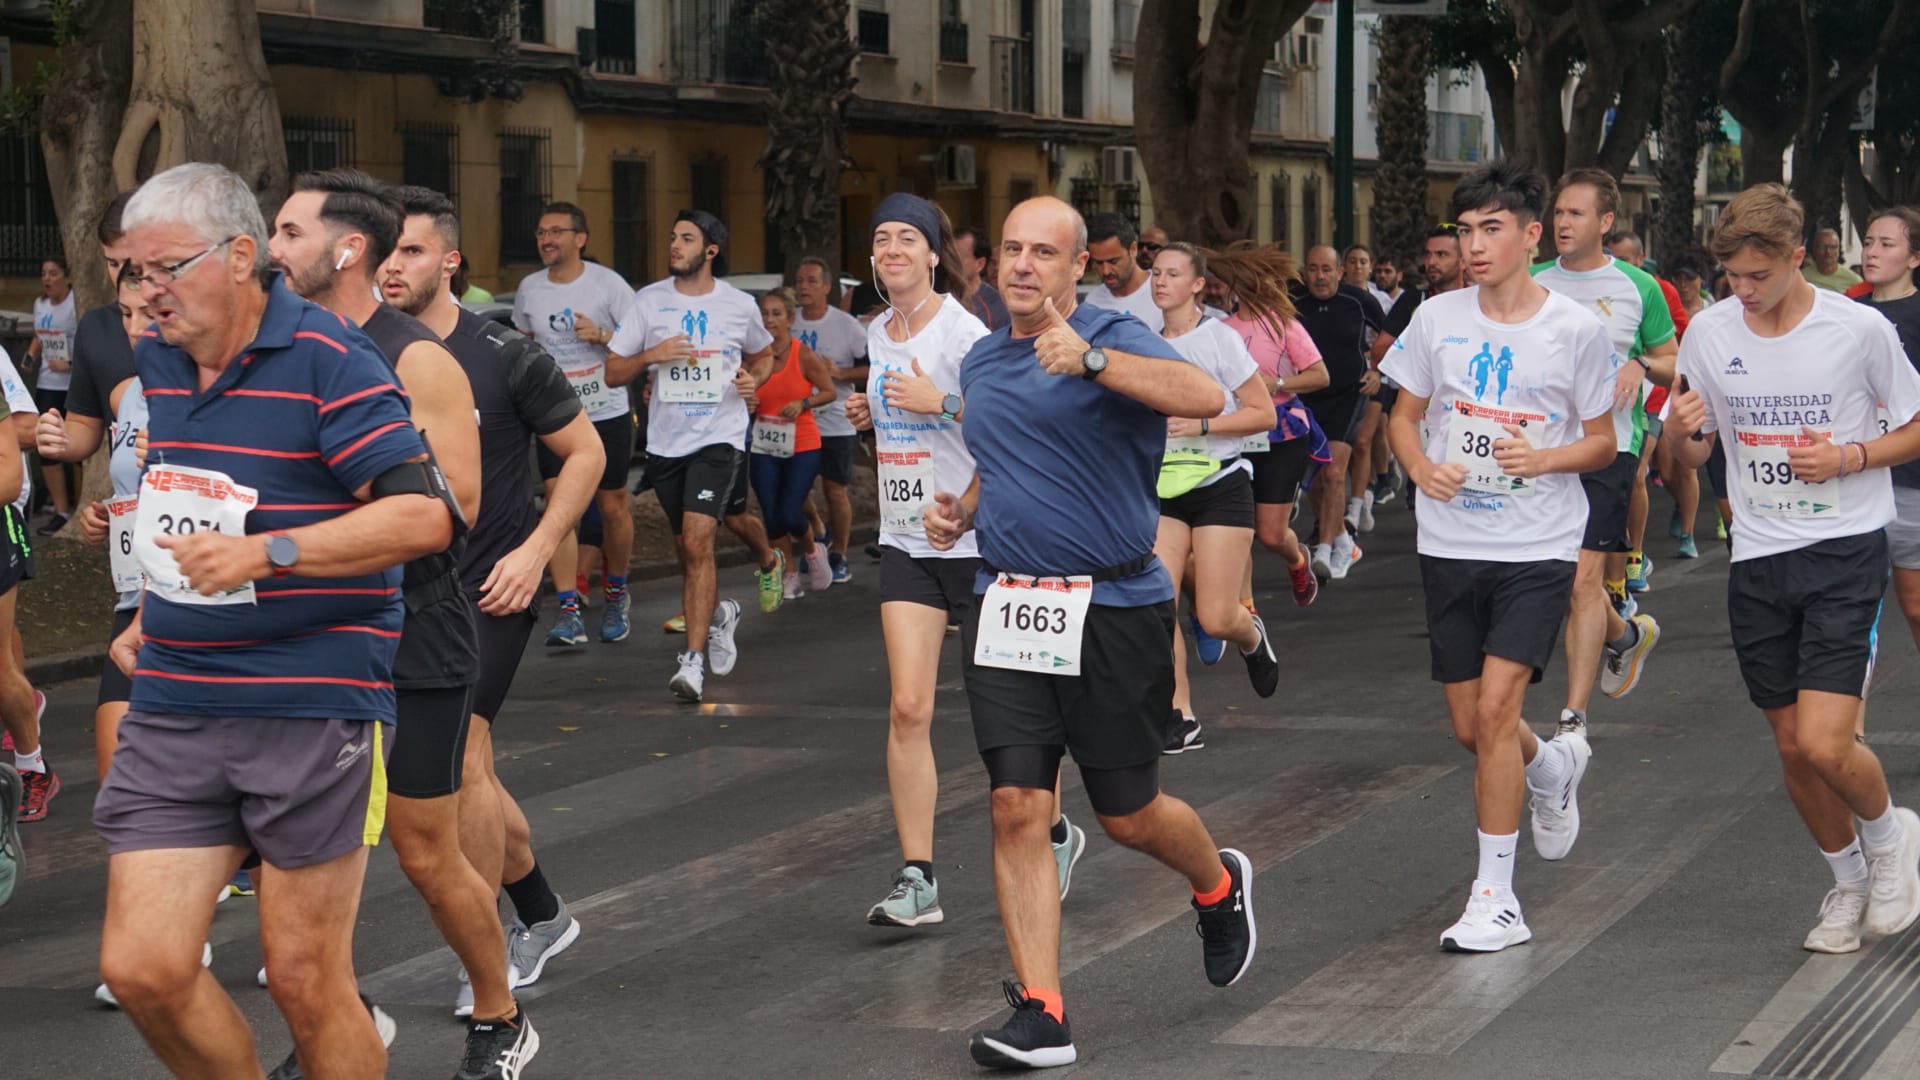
[106,494,142,594]
[1241,432,1272,454]
[1877,403,1895,437]
[1444,399,1544,497]
[133,465,260,606]
[564,362,613,416]
[751,416,796,459]
[878,450,937,535]
[655,349,726,404]
[973,573,1094,676]
[1735,429,1837,519]
[1165,434,1211,461]
[37,329,69,367]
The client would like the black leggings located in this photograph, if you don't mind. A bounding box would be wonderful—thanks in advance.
[981,744,1161,818]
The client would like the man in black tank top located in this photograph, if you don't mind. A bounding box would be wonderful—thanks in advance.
[383,185,599,1020]
[272,170,538,1077]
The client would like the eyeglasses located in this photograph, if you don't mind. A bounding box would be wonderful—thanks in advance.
[134,236,238,289]
[1138,242,1164,253]
[535,226,577,239]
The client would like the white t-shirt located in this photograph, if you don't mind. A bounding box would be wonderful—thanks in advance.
[0,351,36,514]
[33,292,75,392]
[1676,289,1920,562]
[867,296,988,558]
[1085,277,1164,332]
[1163,317,1260,480]
[1379,287,1618,563]
[794,305,868,438]
[609,278,774,460]
[511,262,634,422]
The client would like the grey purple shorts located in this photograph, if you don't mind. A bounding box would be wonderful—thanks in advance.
[94,712,391,869]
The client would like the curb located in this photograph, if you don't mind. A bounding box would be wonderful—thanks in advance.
[25,524,883,688]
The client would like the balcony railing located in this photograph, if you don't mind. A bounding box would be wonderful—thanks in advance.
[670,0,768,86]
[992,36,1034,114]
[940,21,969,64]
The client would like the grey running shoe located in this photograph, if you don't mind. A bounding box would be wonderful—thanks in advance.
[866,866,944,927]
[708,598,743,677]
[1054,815,1087,901]
[509,899,582,988]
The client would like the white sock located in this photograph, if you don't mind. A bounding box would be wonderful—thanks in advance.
[1347,497,1363,517]
[1823,841,1870,889]
[1363,488,1375,509]
[1860,806,1903,853]
[1524,738,1566,794]
[1476,830,1519,890]
[13,747,43,774]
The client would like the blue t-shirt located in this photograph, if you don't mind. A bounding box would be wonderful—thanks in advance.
[959,303,1180,607]
[131,275,428,723]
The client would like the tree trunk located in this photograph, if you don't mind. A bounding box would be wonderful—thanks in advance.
[1740,124,1789,187]
[1135,0,1313,245]
[1651,24,1710,263]
[1372,17,1431,273]
[37,0,287,537]
[38,0,133,314]
[758,0,858,278]
[1791,101,1854,241]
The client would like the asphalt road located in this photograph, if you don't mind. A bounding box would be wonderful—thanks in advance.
[6,489,1920,1079]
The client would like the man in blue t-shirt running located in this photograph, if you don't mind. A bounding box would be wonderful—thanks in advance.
[923,197,1260,1070]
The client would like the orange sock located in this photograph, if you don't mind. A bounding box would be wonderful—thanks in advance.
[1024,986,1065,1023]
[1287,548,1308,569]
[1193,865,1232,906]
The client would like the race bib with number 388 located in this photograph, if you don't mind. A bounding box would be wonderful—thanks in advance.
[133,464,260,605]
[1444,399,1544,497]
[973,574,1094,676]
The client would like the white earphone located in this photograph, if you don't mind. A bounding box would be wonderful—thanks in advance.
[334,249,350,271]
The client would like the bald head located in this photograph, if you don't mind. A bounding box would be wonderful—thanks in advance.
[1000,196,1093,333]
[1304,244,1342,300]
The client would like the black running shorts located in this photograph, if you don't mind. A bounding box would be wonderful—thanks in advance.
[541,416,635,491]
[1160,469,1255,530]
[1249,437,1312,506]
[1580,451,1639,553]
[1727,530,1887,710]
[1419,556,1575,684]
[648,444,743,533]
[962,600,1175,771]
[878,547,980,616]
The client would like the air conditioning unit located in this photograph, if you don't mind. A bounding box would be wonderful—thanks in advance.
[937,144,977,188]
[1100,146,1137,186]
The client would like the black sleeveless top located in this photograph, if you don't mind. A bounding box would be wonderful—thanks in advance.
[361,304,479,690]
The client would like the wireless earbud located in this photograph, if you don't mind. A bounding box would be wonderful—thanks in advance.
[334,249,350,271]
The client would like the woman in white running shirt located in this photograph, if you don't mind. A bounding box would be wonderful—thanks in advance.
[28,257,76,530]
[845,194,1083,928]
[1149,244,1281,754]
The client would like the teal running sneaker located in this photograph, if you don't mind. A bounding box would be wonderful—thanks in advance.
[867,866,943,927]
[1676,533,1699,559]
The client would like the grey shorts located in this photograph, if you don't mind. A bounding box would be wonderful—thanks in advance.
[1891,486,1920,570]
[94,712,391,869]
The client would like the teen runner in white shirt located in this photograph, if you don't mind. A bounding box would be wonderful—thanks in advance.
[1148,244,1279,754]
[843,193,1085,930]
[1381,161,1617,954]
[792,258,870,582]
[1665,183,1920,955]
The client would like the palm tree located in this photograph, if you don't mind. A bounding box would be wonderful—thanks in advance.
[758,0,860,277]
[1372,16,1431,275]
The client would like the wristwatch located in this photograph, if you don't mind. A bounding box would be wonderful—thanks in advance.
[266,531,299,578]
[1080,347,1109,381]
[940,393,963,423]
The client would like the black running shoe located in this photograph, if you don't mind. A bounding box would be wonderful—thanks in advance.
[969,980,1075,1069]
[267,996,396,1079]
[457,1008,540,1080]
[1163,714,1204,755]
[1243,613,1279,698]
[1194,848,1257,987]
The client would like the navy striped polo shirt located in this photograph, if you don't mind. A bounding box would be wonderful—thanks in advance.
[131,273,428,723]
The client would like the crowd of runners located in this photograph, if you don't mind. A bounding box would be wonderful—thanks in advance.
[0,154,1918,1077]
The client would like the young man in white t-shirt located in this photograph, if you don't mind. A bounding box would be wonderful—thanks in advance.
[792,257,869,583]
[1380,161,1617,953]
[1666,183,1920,954]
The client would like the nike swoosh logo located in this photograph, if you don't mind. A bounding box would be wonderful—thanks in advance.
[1496,851,1512,859]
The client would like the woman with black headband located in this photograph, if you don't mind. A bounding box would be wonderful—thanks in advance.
[845,193,1085,929]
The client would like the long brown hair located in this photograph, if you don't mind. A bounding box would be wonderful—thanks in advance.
[1202,242,1299,345]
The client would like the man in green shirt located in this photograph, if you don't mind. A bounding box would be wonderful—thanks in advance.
[1803,227,1864,292]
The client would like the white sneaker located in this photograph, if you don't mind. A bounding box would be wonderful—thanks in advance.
[669,651,706,703]
[1555,708,1588,740]
[1359,489,1376,533]
[1864,807,1920,936]
[1310,543,1332,582]
[1804,885,1869,953]
[1329,535,1355,581]
[782,571,804,600]
[454,957,524,1019]
[1529,734,1590,861]
[1600,613,1661,699]
[707,599,742,677]
[1345,497,1363,534]
[1440,881,1532,953]
[807,551,833,591]
[257,965,268,987]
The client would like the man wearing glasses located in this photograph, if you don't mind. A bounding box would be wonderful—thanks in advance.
[1134,225,1169,273]
[1803,226,1864,293]
[510,202,641,648]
